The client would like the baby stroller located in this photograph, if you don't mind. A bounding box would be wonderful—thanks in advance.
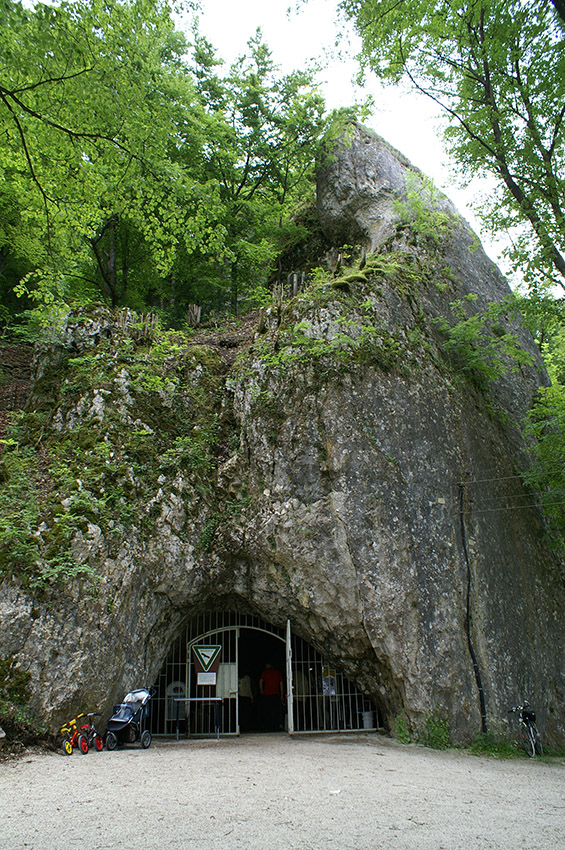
[105,688,152,750]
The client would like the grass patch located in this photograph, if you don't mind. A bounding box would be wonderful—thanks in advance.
[467,732,565,760]
[468,732,523,758]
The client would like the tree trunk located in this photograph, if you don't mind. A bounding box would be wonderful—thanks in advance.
[89,214,119,306]
[231,260,238,315]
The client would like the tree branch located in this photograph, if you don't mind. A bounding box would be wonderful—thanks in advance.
[10,66,94,96]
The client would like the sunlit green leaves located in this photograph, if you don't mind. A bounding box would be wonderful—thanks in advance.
[1,2,334,318]
[522,384,565,551]
[340,0,565,293]
[1,0,221,305]
[188,28,328,313]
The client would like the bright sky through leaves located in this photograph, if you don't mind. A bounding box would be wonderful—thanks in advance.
[189,0,501,264]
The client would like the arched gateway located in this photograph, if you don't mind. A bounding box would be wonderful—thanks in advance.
[150,611,381,736]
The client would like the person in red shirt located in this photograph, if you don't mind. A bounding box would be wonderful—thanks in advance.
[259,662,284,731]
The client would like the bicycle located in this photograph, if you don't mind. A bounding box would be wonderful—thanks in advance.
[77,712,104,754]
[60,713,89,755]
[508,703,543,757]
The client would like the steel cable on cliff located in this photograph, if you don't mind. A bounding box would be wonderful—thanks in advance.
[459,483,488,735]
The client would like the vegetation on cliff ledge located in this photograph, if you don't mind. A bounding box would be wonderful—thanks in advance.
[0,310,225,587]
[1,236,565,591]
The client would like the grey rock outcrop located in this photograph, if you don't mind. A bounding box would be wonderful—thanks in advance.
[317,123,548,423]
[1,125,564,745]
[317,124,416,250]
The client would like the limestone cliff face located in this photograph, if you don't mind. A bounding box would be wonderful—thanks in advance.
[1,125,564,744]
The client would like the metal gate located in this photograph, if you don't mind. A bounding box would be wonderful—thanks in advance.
[150,611,380,736]
[289,625,371,733]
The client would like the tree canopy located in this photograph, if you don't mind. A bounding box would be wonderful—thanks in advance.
[186,30,327,314]
[1,1,206,280]
[340,0,565,294]
[0,0,333,324]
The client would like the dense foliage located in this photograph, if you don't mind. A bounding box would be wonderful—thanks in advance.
[0,0,337,328]
[340,0,565,295]
[519,295,565,549]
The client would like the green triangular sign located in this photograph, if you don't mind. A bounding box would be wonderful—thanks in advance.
[193,645,221,671]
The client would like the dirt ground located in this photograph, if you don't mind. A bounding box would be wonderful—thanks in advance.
[0,733,563,850]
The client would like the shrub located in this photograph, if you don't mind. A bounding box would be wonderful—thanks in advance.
[421,709,450,749]
[394,713,411,744]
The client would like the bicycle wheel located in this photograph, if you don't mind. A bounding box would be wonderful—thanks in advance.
[78,733,89,754]
[62,736,73,756]
[520,724,536,757]
[94,734,104,752]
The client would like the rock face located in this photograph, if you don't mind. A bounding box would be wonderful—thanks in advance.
[317,124,416,250]
[1,124,564,745]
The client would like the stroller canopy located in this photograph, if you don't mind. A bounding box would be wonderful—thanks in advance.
[123,688,151,709]
[109,688,152,725]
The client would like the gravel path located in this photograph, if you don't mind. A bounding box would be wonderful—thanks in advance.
[0,733,563,850]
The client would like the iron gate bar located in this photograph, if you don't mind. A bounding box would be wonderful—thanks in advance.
[286,619,294,734]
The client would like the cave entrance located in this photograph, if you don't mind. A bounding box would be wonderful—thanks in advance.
[150,610,381,737]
